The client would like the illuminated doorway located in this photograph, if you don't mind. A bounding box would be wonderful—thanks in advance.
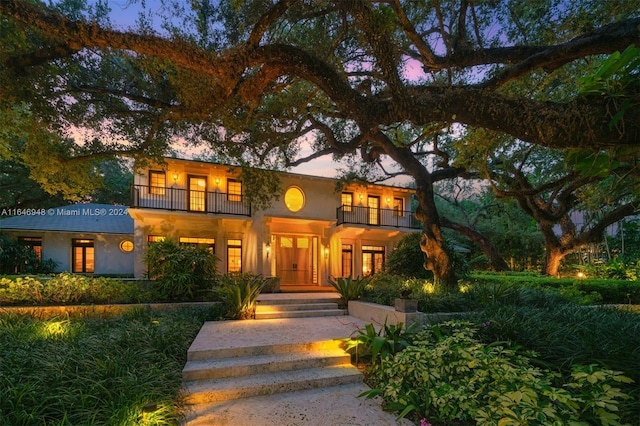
[276,235,318,285]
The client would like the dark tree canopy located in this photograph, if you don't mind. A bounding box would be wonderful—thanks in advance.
[1,0,639,284]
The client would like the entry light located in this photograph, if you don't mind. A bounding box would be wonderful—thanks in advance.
[324,247,329,260]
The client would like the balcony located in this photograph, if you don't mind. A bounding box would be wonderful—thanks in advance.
[130,185,251,216]
[336,205,421,229]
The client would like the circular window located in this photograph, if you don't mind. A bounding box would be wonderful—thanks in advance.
[119,240,134,253]
[284,186,305,212]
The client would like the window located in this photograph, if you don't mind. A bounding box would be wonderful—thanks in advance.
[180,237,215,253]
[72,239,94,273]
[284,186,305,212]
[227,179,242,202]
[341,244,353,277]
[19,237,42,260]
[227,239,242,272]
[362,245,384,276]
[119,240,134,253]
[148,235,165,245]
[149,171,166,195]
[393,197,405,217]
[341,192,353,212]
[189,176,207,212]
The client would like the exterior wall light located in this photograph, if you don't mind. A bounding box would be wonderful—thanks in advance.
[172,172,179,183]
[265,243,271,259]
[324,246,329,260]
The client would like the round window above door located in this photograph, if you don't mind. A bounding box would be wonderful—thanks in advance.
[284,186,305,212]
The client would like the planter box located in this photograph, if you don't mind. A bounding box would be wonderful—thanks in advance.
[395,298,418,312]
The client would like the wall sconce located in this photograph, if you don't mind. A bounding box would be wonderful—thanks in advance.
[324,246,329,260]
[172,172,179,183]
[386,196,391,205]
[265,243,271,259]
[358,193,364,203]
[215,177,221,186]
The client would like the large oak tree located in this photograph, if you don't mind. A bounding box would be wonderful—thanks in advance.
[1,0,639,286]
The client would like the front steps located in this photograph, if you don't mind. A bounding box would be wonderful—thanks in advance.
[255,293,347,319]
[182,338,362,405]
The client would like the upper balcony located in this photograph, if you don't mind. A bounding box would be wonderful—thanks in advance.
[336,205,421,229]
[130,184,251,216]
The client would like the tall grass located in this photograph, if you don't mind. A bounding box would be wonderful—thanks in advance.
[0,305,224,425]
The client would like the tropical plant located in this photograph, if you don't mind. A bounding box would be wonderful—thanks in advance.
[344,320,418,366]
[362,321,633,425]
[328,275,368,308]
[216,273,269,320]
[143,238,218,300]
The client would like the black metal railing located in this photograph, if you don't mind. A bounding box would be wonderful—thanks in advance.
[336,205,421,229]
[130,185,251,216]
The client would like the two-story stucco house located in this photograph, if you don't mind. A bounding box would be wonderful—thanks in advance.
[129,158,420,289]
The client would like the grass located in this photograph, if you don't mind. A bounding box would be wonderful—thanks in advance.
[0,305,224,425]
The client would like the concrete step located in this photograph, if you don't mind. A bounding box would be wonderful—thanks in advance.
[254,309,348,319]
[256,302,339,312]
[187,339,344,362]
[183,365,363,404]
[257,294,339,305]
[183,349,351,381]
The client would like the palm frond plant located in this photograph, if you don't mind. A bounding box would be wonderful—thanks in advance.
[216,273,269,319]
[328,275,368,308]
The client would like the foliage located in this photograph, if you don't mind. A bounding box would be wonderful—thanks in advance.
[363,321,634,425]
[469,271,640,305]
[344,320,418,366]
[384,232,431,279]
[0,306,224,425]
[385,232,471,281]
[0,273,152,306]
[474,303,640,394]
[0,233,57,275]
[328,275,369,308]
[215,273,270,320]
[3,1,640,287]
[144,238,218,301]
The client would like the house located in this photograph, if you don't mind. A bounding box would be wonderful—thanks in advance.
[128,158,421,288]
[0,203,135,276]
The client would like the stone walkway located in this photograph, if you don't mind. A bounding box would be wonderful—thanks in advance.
[181,313,414,426]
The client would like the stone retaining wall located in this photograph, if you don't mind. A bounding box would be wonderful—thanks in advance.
[348,300,467,326]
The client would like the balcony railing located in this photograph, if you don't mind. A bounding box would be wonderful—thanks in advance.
[336,205,421,229]
[130,185,251,216]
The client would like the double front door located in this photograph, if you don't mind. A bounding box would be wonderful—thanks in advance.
[276,235,318,285]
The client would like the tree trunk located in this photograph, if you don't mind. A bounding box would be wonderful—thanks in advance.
[543,246,564,276]
[442,218,510,271]
[415,185,458,290]
[420,228,457,289]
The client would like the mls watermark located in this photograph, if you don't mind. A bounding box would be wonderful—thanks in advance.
[1,207,128,217]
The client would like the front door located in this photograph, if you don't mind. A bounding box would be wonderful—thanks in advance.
[276,235,317,285]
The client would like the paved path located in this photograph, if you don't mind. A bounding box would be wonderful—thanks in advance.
[181,315,414,426]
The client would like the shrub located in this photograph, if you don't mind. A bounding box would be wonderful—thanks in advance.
[0,233,57,274]
[215,273,269,319]
[329,275,368,308]
[363,321,633,425]
[144,238,217,300]
[0,273,145,305]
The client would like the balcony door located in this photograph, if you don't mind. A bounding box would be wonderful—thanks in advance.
[368,195,380,225]
[188,176,207,212]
